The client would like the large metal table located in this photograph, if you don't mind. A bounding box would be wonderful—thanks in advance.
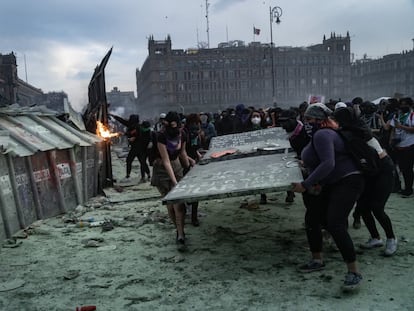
[162,127,302,204]
[162,152,301,204]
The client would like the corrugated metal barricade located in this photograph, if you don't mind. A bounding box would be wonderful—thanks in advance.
[0,106,103,241]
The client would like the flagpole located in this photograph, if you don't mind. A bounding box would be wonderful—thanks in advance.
[253,25,255,41]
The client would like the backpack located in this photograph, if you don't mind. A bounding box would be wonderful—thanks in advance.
[336,129,380,177]
[311,129,380,177]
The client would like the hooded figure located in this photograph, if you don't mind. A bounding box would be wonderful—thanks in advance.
[333,107,372,141]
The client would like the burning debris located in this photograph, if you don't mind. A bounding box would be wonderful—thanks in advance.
[96,121,121,139]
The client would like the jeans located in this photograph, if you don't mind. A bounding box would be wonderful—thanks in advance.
[303,174,365,263]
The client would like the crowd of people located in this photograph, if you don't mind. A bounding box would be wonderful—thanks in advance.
[110,95,414,292]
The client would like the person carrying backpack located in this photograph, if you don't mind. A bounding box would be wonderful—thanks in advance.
[334,107,398,256]
[291,103,365,292]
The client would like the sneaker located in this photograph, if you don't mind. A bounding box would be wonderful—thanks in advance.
[400,189,413,198]
[384,238,398,256]
[342,272,363,292]
[298,260,325,273]
[360,238,383,249]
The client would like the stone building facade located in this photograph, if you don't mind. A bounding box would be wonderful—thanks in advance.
[0,52,73,113]
[0,52,19,106]
[136,33,351,118]
[106,87,138,118]
[351,50,414,100]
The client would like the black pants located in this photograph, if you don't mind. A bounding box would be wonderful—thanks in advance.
[126,147,150,178]
[137,150,150,179]
[126,148,139,177]
[302,174,365,263]
[396,144,414,192]
[356,156,395,239]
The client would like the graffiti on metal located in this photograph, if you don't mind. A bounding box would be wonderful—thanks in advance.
[0,175,12,195]
[33,169,51,182]
[76,162,82,174]
[15,173,28,186]
[162,153,301,204]
[57,163,71,179]
[209,127,288,149]
[201,127,291,163]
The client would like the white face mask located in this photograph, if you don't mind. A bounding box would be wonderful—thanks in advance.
[251,117,261,125]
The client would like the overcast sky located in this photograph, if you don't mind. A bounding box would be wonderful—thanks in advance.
[1,0,414,111]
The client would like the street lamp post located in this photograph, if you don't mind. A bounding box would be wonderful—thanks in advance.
[269,5,282,106]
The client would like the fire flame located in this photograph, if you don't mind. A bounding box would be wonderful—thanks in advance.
[96,121,120,139]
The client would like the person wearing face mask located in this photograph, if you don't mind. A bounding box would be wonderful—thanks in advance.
[150,111,190,251]
[291,103,365,292]
[248,110,263,131]
[387,97,414,197]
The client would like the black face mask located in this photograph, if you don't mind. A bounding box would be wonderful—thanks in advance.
[400,106,410,113]
[304,122,321,137]
[166,126,180,138]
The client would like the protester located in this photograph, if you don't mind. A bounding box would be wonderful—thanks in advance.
[110,114,141,181]
[291,103,365,292]
[150,111,190,251]
[136,120,152,182]
[334,107,398,256]
[200,112,217,150]
[388,97,414,197]
[376,98,402,193]
[215,109,236,135]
